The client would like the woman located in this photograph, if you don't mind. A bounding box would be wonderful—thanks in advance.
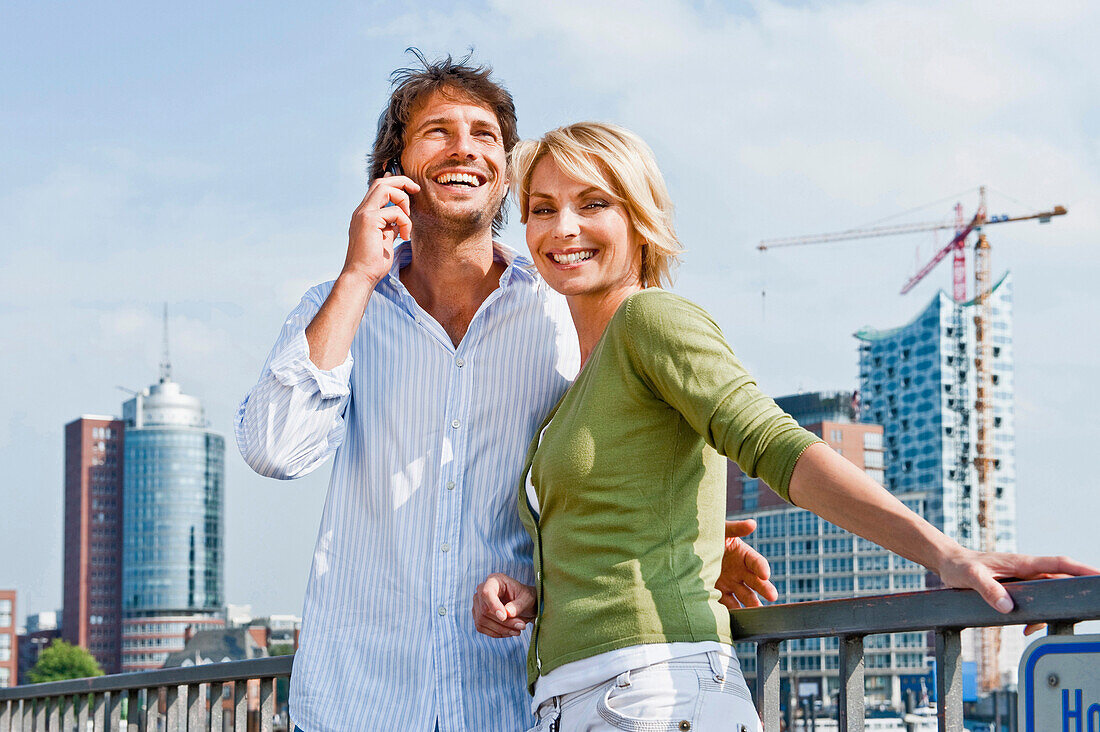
[473,122,1095,732]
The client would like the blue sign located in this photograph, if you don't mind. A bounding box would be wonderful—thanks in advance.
[1019,633,1100,732]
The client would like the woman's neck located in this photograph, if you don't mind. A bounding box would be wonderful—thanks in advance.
[567,284,645,366]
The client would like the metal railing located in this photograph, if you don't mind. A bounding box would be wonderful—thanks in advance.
[0,656,291,732]
[3,576,1099,731]
[732,575,1100,731]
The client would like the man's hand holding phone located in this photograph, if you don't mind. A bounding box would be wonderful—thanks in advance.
[341,170,420,292]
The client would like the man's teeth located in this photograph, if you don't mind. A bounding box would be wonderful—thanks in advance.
[434,172,481,187]
[550,251,595,265]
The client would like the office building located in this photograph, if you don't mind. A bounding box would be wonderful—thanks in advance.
[120,369,225,672]
[856,273,1018,687]
[62,416,125,674]
[0,591,15,687]
[728,391,932,707]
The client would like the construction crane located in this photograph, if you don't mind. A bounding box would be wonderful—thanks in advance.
[759,187,1066,693]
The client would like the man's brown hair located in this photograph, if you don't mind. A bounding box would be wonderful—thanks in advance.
[369,49,518,237]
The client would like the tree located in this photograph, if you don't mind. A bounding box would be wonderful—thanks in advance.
[27,640,104,683]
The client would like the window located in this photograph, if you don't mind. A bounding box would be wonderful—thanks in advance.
[863,432,882,450]
[830,429,843,443]
[0,635,9,661]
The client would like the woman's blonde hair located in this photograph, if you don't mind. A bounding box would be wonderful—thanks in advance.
[510,121,683,289]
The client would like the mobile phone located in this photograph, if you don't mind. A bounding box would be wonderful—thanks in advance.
[386,158,403,177]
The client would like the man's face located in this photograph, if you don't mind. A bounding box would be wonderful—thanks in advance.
[400,88,508,235]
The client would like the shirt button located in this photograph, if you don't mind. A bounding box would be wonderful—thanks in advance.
[451,419,461,429]
[438,606,447,616]
[446,480,455,491]
[441,543,450,552]
[455,357,465,368]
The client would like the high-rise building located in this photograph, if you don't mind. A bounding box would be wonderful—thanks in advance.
[62,416,125,673]
[120,370,225,672]
[728,391,934,708]
[856,273,1017,687]
[0,590,15,688]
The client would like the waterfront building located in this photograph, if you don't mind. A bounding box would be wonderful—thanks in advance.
[62,416,125,673]
[0,590,15,687]
[120,369,225,672]
[727,391,932,708]
[856,273,1018,687]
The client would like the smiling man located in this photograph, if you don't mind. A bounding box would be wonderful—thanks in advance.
[236,52,580,732]
[235,52,774,732]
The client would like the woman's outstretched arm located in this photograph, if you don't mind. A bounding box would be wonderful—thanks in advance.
[787,442,1099,619]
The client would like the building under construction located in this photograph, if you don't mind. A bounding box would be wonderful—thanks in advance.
[855,272,1020,688]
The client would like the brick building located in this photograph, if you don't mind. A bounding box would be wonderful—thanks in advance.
[62,416,125,674]
[0,590,16,687]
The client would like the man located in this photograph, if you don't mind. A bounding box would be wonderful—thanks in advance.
[236,51,773,732]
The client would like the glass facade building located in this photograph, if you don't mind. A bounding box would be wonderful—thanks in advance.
[855,274,1016,554]
[855,273,1018,688]
[120,377,225,671]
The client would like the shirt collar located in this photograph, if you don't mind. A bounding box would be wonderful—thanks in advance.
[386,240,537,288]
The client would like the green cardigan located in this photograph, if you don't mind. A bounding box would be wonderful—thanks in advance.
[517,289,821,692]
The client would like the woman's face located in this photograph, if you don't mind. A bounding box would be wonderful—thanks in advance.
[525,156,643,300]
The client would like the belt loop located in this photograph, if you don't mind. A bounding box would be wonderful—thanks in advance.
[707,650,725,682]
[616,670,632,688]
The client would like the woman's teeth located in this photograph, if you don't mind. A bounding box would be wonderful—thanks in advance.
[550,251,595,265]
[434,172,481,187]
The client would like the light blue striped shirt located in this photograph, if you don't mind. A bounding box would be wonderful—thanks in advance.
[235,242,578,732]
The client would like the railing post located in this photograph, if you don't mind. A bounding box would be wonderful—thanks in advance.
[0,699,9,732]
[61,695,75,732]
[186,684,205,732]
[109,690,124,732]
[210,683,224,732]
[1049,621,1076,635]
[838,635,865,732]
[92,692,106,731]
[259,679,274,732]
[48,695,61,731]
[33,698,45,732]
[934,629,963,732]
[165,685,180,732]
[142,688,159,732]
[76,693,89,732]
[755,641,780,731]
[233,681,248,732]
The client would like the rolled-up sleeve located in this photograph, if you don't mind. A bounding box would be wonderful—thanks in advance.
[235,283,354,479]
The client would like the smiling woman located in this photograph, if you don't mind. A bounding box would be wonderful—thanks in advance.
[473,120,1099,732]
[512,122,682,294]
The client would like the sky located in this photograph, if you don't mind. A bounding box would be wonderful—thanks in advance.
[2,0,1098,625]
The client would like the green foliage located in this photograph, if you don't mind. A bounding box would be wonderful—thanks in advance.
[267,643,295,657]
[27,640,104,683]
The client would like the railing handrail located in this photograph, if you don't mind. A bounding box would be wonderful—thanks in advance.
[4,576,1098,703]
[731,575,1100,642]
[0,655,293,700]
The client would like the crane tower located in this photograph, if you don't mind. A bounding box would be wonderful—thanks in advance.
[759,188,1066,692]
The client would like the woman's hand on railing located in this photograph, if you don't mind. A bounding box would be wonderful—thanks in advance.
[935,546,1100,633]
[472,573,536,638]
[717,519,780,611]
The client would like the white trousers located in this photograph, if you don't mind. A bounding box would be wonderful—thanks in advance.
[528,651,763,732]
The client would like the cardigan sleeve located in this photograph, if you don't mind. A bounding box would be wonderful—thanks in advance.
[622,291,821,502]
